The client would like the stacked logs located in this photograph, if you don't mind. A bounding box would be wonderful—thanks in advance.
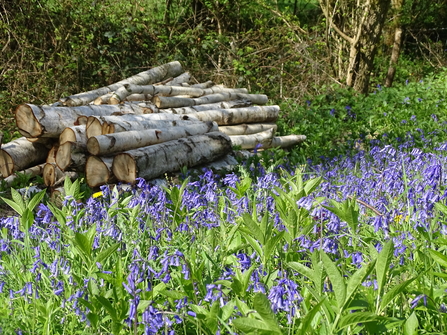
[0,61,306,188]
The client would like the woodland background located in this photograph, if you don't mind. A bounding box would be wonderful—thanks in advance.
[1,0,446,142]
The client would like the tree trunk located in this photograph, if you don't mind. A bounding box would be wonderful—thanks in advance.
[229,128,275,149]
[153,93,268,108]
[112,132,232,184]
[85,156,116,188]
[59,125,87,145]
[60,61,184,106]
[219,123,277,136]
[110,84,248,104]
[2,164,45,186]
[161,100,251,114]
[55,142,86,171]
[15,103,150,138]
[87,121,218,156]
[0,137,51,178]
[385,0,405,88]
[187,105,280,125]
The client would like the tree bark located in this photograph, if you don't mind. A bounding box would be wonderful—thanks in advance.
[15,103,150,138]
[85,156,116,188]
[160,100,251,114]
[87,121,218,156]
[165,72,191,86]
[190,81,215,89]
[269,135,307,148]
[59,125,87,145]
[385,0,405,88]
[59,61,184,106]
[0,137,50,178]
[229,128,275,149]
[110,84,248,104]
[219,123,277,136]
[2,164,45,186]
[55,142,86,171]
[46,144,59,164]
[153,93,268,108]
[187,105,280,125]
[112,132,232,184]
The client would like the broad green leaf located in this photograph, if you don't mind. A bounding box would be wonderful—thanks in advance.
[304,176,323,195]
[253,293,283,334]
[321,252,346,311]
[27,189,46,212]
[337,312,379,330]
[221,301,235,321]
[232,318,279,334]
[47,203,67,225]
[206,301,220,334]
[95,243,120,265]
[1,196,24,216]
[344,259,376,310]
[241,213,264,244]
[231,278,243,296]
[428,249,447,268]
[263,232,284,264]
[96,296,117,321]
[379,277,416,312]
[87,313,99,329]
[287,262,315,282]
[20,208,34,232]
[298,298,325,335]
[74,232,92,261]
[435,202,447,215]
[10,188,26,213]
[403,311,419,335]
[160,290,186,299]
[242,233,263,258]
[376,240,394,295]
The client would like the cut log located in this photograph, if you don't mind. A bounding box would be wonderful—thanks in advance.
[43,162,65,187]
[160,100,251,114]
[269,135,307,148]
[55,142,86,171]
[15,103,150,138]
[153,93,268,108]
[85,156,116,187]
[46,144,59,163]
[112,132,232,184]
[60,61,184,106]
[87,121,218,155]
[191,81,215,88]
[85,114,198,137]
[0,137,50,178]
[60,125,87,145]
[187,105,280,125]
[219,123,277,136]
[2,164,45,186]
[229,128,275,149]
[165,72,191,86]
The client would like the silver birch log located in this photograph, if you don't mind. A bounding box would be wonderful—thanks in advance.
[186,105,280,125]
[2,164,45,186]
[229,128,275,149]
[86,156,116,188]
[112,132,232,184]
[0,137,50,178]
[160,100,251,114]
[165,72,191,86]
[60,125,87,145]
[46,144,59,164]
[219,123,277,136]
[43,162,65,187]
[152,93,268,108]
[15,103,149,138]
[55,142,86,171]
[87,121,218,156]
[269,135,307,148]
[60,61,183,106]
[190,81,215,88]
[110,84,248,104]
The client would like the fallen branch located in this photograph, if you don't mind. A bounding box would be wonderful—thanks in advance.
[153,93,268,108]
[219,123,277,136]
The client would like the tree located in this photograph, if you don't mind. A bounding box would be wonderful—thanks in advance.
[319,0,391,93]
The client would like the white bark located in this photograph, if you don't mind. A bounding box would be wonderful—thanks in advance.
[87,121,218,155]
[191,81,215,88]
[153,93,268,108]
[219,123,277,136]
[187,105,280,125]
[86,156,116,187]
[0,137,50,178]
[60,125,87,145]
[229,128,275,149]
[60,61,184,106]
[15,103,149,138]
[2,164,45,186]
[160,100,251,114]
[55,142,86,171]
[269,135,307,148]
[112,132,232,183]
[165,72,191,86]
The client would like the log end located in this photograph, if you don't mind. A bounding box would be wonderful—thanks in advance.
[14,104,43,138]
[0,150,14,178]
[86,156,113,187]
[112,153,136,184]
[86,137,100,156]
[55,142,72,171]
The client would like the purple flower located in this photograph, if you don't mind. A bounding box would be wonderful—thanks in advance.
[410,294,427,308]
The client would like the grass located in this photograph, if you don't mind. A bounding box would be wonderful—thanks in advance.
[2,72,447,333]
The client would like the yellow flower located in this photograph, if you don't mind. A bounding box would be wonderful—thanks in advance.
[92,191,103,198]
[394,214,403,223]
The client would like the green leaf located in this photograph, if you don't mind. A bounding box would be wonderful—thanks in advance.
[287,262,315,282]
[253,293,283,334]
[298,298,325,335]
[1,196,24,216]
[321,252,346,312]
[304,176,323,195]
[232,318,278,334]
[379,277,416,312]
[159,290,186,299]
[241,213,264,244]
[95,243,119,265]
[428,249,447,268]
[263,232,284,264]
[20,208,34,232]
[27,189,46,212]
[403,311,419,335]
[337,312,379,330]
[10,188,26,213]
[206,301,220,334]
[344,259,376,310]
[96,296,117,321]
[74,232,92,261]
[242,233,263,258]
[376,240,394,295]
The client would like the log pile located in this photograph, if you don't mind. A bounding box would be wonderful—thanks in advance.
[0,61,306,188]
